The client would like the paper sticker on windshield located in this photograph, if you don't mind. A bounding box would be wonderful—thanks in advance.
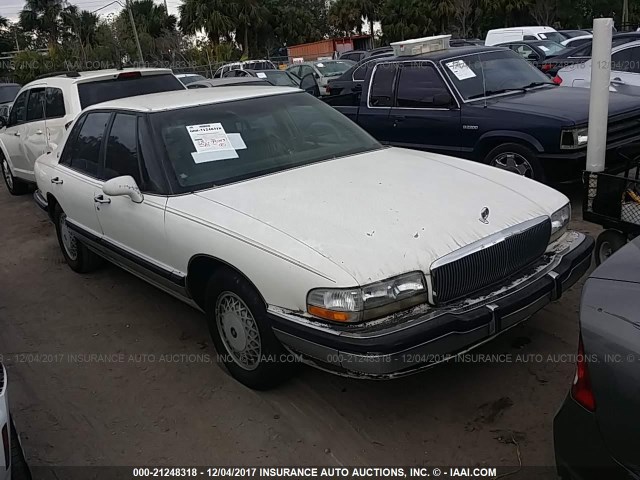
[445,60,476,80]
[187,123,237,163]
[256,72,267,78]
[317,63,324,68]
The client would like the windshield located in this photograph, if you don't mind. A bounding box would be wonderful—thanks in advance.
[443,50,554,100]
[78,73,184,109]
[538,31,566,43]
[179,75,206,85]
[259,70,300,87]
[0,85,20,104]
[151,92,381,190]
[315,61,354,77]
[533,41,566,56]
[245,60,276,70]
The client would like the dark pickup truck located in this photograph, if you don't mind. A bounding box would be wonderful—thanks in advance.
[324,45,640,183]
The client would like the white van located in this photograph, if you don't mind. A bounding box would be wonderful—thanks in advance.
[485,26,565,46]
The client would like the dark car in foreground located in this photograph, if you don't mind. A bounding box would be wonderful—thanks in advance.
[323,44,640,183]
[554,237,640,479]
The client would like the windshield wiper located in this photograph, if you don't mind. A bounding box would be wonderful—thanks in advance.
[522,81,555,89]
[468,88,525,99]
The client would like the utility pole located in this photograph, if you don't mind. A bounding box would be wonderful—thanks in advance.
[125,0,144,65]
[14,29,20,51]
[622,0,629,29]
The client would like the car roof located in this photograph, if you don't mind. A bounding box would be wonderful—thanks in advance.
[87,85,298,112]
[613,39,640,50]
[488,26,557,33]
[24,68,173,88]
[370,45,505,63]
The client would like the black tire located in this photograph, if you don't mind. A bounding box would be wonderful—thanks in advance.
[10,420,32,480]
[1,154,29,195]
[53,204,102,273]
[484,143,546,183]
[594,229,627,266]
[204,268,296,389]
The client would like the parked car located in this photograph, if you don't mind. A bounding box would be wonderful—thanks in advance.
[554,237,640,479]
[286,60,354,95]
[325,53,394,96]
[485,26,566,45]
[497,40,567,71]
[338,46,393,63]
[186,78,271,89]
[0,103,11,123]
[34,86,593,389]
[555,40,640,96]
[541,32,640,76]
[560,34,592,49]
[0,83,20,116]
[222,68,301,87]
[450,38,485,47]
[175,73,207,85]
[213,60,276,78]
[323,43,640,183]
[1,363,32,480]
[0,69,185,196]
[558,29,592,39]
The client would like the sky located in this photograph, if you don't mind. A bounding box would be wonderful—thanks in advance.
[0,0,182,24]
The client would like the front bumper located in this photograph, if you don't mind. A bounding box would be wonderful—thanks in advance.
[269,231,594,378]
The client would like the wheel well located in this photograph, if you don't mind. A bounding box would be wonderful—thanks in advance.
[475,137,537,162]
[46,193,59,221]
[186,255,266,311]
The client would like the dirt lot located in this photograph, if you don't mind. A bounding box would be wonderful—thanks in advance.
[0,183,599,473]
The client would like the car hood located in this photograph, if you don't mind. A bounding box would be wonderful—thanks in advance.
[194,148,568,285]
[487,86,640,124]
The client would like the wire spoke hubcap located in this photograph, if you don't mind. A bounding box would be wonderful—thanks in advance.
[215,292,262,371]
[2,159,12,190]
[492,152,533,178]
[59,213,78,260]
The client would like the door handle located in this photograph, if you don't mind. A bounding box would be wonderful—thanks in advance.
[13,131,20,137]
[51,177,63,185]
[611,77,626,86]
[393,115,406,126]
[35,129,43,135]
[94,194,111,204]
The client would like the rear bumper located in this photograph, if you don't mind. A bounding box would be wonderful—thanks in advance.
[553,393,635,480]
[269,231,594,378]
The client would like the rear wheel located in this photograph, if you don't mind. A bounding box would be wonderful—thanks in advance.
[594,229,627,265]
[484,143,545,183]
[1,154,29,195]
[54,204,102,273]
[204,268,296,389]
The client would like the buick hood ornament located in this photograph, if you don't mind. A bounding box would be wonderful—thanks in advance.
[479,207,490,224]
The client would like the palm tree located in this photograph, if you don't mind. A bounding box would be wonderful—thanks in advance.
[329,0,362,35]
[61,6,100,62]
[19,0,66,47]
[179,0,234,45]
[128,0,176,37]
[235,0,264,56]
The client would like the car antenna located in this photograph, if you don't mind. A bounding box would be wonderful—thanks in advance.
[478,55,488,108]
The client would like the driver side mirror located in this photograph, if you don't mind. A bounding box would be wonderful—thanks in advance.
[300,73,320,97]
[433,93,453,107]
[103,175,144,203]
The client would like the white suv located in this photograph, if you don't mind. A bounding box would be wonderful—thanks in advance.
[0,68,185,195]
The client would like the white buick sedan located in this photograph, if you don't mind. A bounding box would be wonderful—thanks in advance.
[34,87,594,389]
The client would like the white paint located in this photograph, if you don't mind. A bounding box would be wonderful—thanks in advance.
[586,18,613,172]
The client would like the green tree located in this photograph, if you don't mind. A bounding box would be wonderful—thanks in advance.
[179,0,234,44]
[19,0,66,47]
[381,0,435,42]
[329,0,363,35]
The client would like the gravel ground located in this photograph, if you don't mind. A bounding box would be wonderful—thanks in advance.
[0,182,599,475]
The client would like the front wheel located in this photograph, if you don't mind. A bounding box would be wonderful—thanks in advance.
[1,155,29,195]
[204,268,296,389]
[594,229,627,265]
[53,204,102,273]
[484,143,545,183]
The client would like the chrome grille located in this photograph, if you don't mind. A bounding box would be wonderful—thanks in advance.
[430,218,551,304]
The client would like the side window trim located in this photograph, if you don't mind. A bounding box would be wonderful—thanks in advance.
[367,62,399,109]
[59,115,88,166]
[102,112,147,188]
[7,90,29,127]
[45,87,66,119]
[26,87,46,123]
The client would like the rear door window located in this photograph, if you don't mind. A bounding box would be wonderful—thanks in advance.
[77,73,184,109]
[45,87,66,118]
[103,113,145,187]
[26,88,46,122]
[65,112,111,177]
[369,63,398,107]
[395,63,451,108]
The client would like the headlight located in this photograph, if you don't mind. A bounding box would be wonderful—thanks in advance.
[307,272,428,323]
[560,127,588,149]
[550,203,571,242]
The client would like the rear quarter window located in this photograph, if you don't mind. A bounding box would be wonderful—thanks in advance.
[78,74,184,109]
